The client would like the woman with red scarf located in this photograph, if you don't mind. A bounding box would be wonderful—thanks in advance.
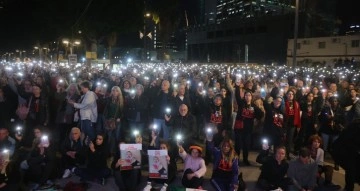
[284,90,301,157]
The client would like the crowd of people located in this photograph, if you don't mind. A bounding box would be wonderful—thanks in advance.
[0,60,359,191]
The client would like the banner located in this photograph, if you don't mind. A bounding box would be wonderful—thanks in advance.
[120,144,142,170]
[148,150,168,179]
[68,54,77,66]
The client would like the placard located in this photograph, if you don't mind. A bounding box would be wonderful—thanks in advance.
[148,150,168,179]
[120,144,142,170]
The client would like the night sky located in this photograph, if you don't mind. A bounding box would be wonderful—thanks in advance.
[0,0,359,53]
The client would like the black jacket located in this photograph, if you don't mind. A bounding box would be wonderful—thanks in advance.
[124,94,149,123]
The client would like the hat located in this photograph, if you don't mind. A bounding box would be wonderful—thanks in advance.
[189,145,202,153]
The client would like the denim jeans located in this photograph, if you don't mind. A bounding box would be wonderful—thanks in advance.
[106,123,121,154]
[321,133,339,151]
[81,119,95,141]
[153,118,170,140]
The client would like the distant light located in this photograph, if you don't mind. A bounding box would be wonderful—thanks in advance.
[74,40,81,45]
[127,58,133,63]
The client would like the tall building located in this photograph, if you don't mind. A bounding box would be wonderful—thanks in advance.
[204,0,217,24]
[216,0,294,24]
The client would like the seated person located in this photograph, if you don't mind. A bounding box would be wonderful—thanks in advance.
[24,136,56,190]
[60,127,86,178]
[308,135,340,189]
[257,146,291,191]
[287,147,318,191]
[144,140,177,190]
[112,136,143,191]
[178,144,206,189]
[208,138,239,191]
[16,126,44,169]
[74,133,110,185]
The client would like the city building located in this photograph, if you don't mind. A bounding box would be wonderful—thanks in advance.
[216,0,294,24]
[187,0,339,64]
[287,35,360,66]
[187,14,295,64]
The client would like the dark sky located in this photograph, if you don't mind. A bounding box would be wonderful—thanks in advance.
[0,0,359,53]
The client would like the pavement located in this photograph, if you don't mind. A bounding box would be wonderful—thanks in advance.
[53,150,359,191]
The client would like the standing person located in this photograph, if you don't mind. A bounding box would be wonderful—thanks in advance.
[208,139,239,191]
[234,86,264,165]
[331,122,360,191]
[54,82,80,145]
[178,144,206,189]
[124,84,149,134]
[284,90,301,156]
[17,83,49,143]
[151,80,174,140]
[165,104,197,149]
[300,93,319,147]
[318,96,345,154]
[257,146,291,191]
[103,86,123,154]
[68,81,97,141]
[263,95,285,149]
[173,84,192,114]
[287,147,318,191]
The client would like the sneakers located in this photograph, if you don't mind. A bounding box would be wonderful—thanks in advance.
[143,182,152,191]
[62,169,72,178]
[160,183,168,191]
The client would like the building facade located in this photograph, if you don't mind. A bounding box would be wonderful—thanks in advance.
[187,14,295,64]
[287,35,360,66]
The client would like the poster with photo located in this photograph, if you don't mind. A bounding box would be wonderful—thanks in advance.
[120,144,142,170]
[148,150,168,179]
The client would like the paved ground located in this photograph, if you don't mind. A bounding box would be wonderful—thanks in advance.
[53,151,359,191]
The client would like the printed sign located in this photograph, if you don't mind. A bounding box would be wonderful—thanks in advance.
[148,150,168,179]
[120,144,142,170]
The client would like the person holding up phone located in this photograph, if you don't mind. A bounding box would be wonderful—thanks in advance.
[178,144,206,189]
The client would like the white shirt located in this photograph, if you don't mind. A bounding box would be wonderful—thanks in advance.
[73,91,98,122]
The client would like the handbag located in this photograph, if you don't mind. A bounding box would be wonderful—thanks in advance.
[104,99,119,131]
[16,97,32,120]
[105,118,117,130]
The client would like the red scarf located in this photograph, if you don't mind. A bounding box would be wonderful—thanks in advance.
[285,100,301,128]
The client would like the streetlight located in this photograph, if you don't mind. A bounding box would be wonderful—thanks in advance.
[62,39,81,55]
[292,0,299,67]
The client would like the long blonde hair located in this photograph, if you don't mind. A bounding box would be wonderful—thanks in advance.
[111,86,124,111]
[220,139,238,167]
